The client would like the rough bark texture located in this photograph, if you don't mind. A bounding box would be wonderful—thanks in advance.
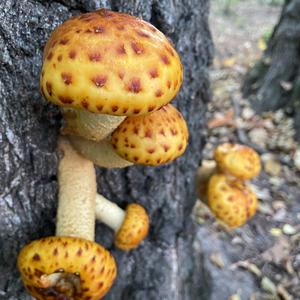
[0,0,213,299]
[242,0,300,140]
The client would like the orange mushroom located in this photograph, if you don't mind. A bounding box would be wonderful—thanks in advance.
[207,174,258,228]
[96,195,149,250]
[18,138,116,299]
[40,9,183,141]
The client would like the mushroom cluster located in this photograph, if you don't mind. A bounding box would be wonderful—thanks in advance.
[198,143,261,228]
[19,8,188,300]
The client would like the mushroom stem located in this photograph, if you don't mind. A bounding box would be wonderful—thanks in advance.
[96,194,125,232]
[61,108,125,142]
[68,135,133,168]
[56,137,96,241]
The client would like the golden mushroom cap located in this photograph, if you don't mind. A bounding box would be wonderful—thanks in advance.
[40,9,183,116]
[18,236,116,300]
[208,174,258,228]
[111,104,189,165]
[214,143,261,180]
[115,203,149,250]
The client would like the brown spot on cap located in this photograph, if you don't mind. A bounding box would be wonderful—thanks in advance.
[160,129,166,136]
[81,99,89,109]
[149,69,159,79]
[167,80,171,89]
[161,54,170,65]
[69,50,76,59]
[77,248,82,256]
[148,105,156,112]
[131,42,144,55]
[163,144,170,152]
[133,127,139,135]
[155,90,163,97]
[53,248,58,256]
[171,128,178,136]
[117,44,126,55]
[61,73,72,85]
[57,55,63,62]
[147,148,155,154]
[47,52,53,61]
[123,107,128,113]
[88,52,101,62]
[92,75,107,87]
[97,105,103,111]
[59,39,69,45]
[133,108,141,114]
[178,143,183,151]
[128,78,142,93]
[112,105,118,112]
[145,129,152,138]
[46,82,52,96]
[59,95,74,104]
[32,253,41,261]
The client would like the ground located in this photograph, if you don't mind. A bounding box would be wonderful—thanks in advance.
[194,1,300,299]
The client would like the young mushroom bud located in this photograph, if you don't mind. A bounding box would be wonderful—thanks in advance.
[69,104,189,167]
[214,143,261,180]
[18,138,116,300]
[207,174,258,228]
[96,194,149,250]
[40,9,183,141]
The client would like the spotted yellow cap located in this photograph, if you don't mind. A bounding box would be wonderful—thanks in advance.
[214,143,261,180]
[40,9,183,116]
[111,104,189,165]
[115,204,149,250]
[18,236,116,300]
[208,174,258,228]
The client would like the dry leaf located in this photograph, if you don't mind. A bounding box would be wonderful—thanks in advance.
[210,252,225,268]
[261,236,290,264]
[208,110,234,129]
[277,284,292,300]
[261,277,277,295]
[231,260,262,277]
[222,57,236,68]
[258,38,267,51]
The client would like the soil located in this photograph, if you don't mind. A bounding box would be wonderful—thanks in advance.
[193,1,300,299]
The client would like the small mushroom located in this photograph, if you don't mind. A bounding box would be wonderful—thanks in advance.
[69,104,189,167]
[40,9,183,141]
[207,174,258,228]
[214,143,261,180]
[96,194,149,250]
[18,138,116,300]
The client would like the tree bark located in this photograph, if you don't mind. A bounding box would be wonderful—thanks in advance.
[0,0,213,299]
[242,0,300,140]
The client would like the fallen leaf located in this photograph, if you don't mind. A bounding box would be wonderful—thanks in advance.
[232,260,262,277]
[258,38,267,51]
[228,294,240,300]
[277,284,292,300]
[282,224,296,235]
[210,252,225,268]
[261,277,277,295]
[261,236,290,264]
[222,57,236,68]
[208,111,235,129]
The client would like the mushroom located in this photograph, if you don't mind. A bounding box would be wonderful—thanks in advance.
[214,143,261,180]
[207,174,258,228]
[18,138,116,300]
[40,9,183,141]
[96,194,149,250]
[69,104,189,167]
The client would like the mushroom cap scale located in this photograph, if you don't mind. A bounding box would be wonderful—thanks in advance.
[18,236,117,300]
[208,174,258,228]
[115,204,149,250]
[111,104,189,165]
[214,143,261,180]
[41,9,183,116]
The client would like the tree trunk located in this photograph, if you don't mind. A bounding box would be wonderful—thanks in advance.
[0,0,213,299]
[242,0,300,140]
